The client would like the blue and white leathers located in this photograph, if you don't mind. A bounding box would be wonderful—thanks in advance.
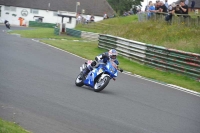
[83,60,118,88]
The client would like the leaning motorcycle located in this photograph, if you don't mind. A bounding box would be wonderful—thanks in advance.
[5,22,10,29]
[75,60,123,92]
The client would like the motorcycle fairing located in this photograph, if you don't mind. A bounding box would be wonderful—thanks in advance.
[84,66,103,87]
[104,61,118,78]
[83,61,118,88]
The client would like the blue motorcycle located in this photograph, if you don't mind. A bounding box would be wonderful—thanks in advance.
[75,60,123,92]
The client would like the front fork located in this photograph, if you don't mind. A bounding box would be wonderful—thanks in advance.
[98,74,110,81]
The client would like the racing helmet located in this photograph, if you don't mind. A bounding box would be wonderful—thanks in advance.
[108,49,118,61]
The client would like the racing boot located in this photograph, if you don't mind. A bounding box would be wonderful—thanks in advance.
[79,67,90,80]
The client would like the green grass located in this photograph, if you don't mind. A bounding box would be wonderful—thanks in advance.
[0,118,30,133]
[9,28,81,40]
[100,15,138,25]
[76,15,200,53]
[42,39,200,92]
[189,11,200,18]
[75,15,138,33]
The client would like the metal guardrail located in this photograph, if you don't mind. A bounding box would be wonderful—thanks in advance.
[66,28,99,41]
[66,28,81,38]
[29,21,56,28]
[145,44,200,79]
[99,34,200,80]
[54,27,60,35]
[81,31,99,41]
[99,34,147,62]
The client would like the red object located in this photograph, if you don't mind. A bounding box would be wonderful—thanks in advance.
[18,17,24,26]
[62,28,65,32]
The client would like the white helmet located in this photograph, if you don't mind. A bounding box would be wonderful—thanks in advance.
[108,49,118,61]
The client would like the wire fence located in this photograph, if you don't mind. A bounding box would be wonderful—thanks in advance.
[137,12,200,26]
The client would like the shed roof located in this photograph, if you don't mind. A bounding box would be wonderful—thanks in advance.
[0,0,115,16]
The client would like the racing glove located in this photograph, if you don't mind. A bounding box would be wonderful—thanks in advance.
[119,69,123,72]
[95,53,108,61]
[91,61,97,66]
[101,53,108,59]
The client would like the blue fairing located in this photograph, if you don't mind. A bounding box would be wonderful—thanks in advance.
[84,61,118,88]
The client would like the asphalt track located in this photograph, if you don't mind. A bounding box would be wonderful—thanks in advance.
[0,25,200,133]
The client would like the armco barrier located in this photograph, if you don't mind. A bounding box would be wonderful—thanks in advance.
[145,45,200,79]
[98,34,200,80]
[29,21,56,28]
[66,28,81,38]
[54,27,60,35]
[99,34,147,63]
[66,28,99,40]
[81,31,99,41]
[116,37,147,62]
[98,34,117,50]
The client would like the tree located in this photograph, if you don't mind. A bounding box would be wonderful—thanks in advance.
[107,0,143,15]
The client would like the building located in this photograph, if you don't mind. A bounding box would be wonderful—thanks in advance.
[0,0,114,28]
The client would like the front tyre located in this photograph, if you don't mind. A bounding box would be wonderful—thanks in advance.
[94,76,110,92]
[75,73,84,87]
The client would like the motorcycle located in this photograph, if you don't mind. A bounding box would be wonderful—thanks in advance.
[5,21,11,29]
[75,60,123,92]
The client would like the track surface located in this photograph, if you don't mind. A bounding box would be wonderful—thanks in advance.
[0,25,200,133]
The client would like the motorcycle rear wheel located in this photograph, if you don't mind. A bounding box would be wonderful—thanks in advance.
[6,25,10,29]
[94,76,110,92]
[75,73,84,87]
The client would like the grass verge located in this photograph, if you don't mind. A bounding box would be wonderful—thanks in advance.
[9,27,81,40]
[0,118,30,133]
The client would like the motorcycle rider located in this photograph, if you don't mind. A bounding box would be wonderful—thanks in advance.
[4,20,10,29]
[4,20,8,24]
[81,49,121,78]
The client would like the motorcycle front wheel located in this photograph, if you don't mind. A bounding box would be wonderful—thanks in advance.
[75,73,84,87]
[94,76,110,92]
